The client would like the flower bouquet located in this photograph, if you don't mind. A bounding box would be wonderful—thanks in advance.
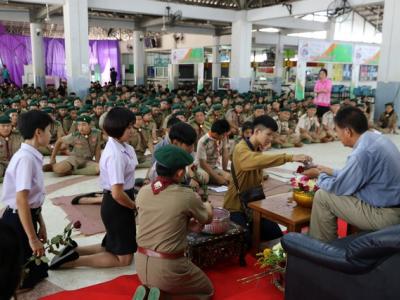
[237,243,286,292]
[290,166,319,208]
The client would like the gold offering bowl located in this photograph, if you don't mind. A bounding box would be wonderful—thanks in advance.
[292,191,314,208]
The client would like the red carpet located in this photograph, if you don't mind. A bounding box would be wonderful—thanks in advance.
[40,256,284,300]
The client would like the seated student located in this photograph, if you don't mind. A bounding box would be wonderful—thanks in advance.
[129,110,153,169]
[295,104,327,143]
[230,121,254,156]
[376,102,398,134]
[0,221,22,300]
[147,122,209,189]
[135,145,214,299]
[305,107,400,242]
[223,115,311,246]
[272,108,302,148]
[225,103,244,136]
[1,110,53,291]
[46,115,102,176]
[196,119,231,185]
[0,115,23,182]
[321,100,341,141]
[39,107,65,156]
[244,104,265,123]
[151,116,181,165]
[49,107,138,269]
[189,106,211,147]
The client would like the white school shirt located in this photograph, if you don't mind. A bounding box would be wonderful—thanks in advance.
[1,143,45,210]
[100,137,138,191]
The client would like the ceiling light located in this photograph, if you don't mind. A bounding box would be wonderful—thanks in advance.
[259,27,280,33]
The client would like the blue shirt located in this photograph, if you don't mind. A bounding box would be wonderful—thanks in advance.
[318,131,400,207]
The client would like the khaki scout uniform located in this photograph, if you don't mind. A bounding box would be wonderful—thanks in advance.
[225,109,243,134]
[0,133,22,177]
[63,116,74,134]
[196,133,228,185]
[272,117,301,148]
[189,120,211,147]
[67,119,97,134]
[39,120,64,156]
[143,120,158,144]
[135,184,213,298]
[60,128,101,172]
[377,111,398,133]
[128,126,152,168]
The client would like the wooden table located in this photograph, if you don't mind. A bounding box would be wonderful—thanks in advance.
[248,192,311,255]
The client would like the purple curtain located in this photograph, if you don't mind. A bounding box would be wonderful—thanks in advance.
[44,38,66,79]
[0,31,31,87]
[89,40,121,83]
[0,24,121,87]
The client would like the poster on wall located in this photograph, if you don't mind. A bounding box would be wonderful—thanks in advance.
[171,48,204,64]
[299,40,353,63]
[353,45,380,65]
[295,60,307,100]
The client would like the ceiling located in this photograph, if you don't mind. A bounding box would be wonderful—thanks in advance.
[0,0,385,39]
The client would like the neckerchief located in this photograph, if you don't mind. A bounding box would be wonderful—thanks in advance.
[151,176,175,195]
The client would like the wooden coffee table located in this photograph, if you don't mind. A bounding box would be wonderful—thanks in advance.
[248,192,311,255]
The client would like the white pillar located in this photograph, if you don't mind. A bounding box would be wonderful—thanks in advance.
[212,36,221,90]
[326,20,336,82]
[376,0,400,121]
[229,12,252,92]
[63,0,90,97]
[133,31,145,86]
[274,34,284,79]
[30,23,45,89]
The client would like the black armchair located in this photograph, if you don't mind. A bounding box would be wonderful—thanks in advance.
[281,224,400,300]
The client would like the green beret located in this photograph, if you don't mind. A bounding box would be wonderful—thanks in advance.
[48,99,56,104]
[307,104,317,109]
[29,101,39,107]
[211,104,222,111]
[116,101,125,107]
[78,108,90,115]
[330,100,340,105]
[151,101,160,108]
[385,102,394,107]
[76,115,92,123]
[192,106,205,114]
[42,107,54,114]
[105,101,114,107]
[10,98,21,104]
[40,96,48,101]
[171,103,183,110]
[5,109,18,116]
[155,144,194,170]
[254,104,264,110]
[56,104,68,110]
[109,95,118,101]
[68,105,77,112]
[280,108,291,113]
[0,115,11,124]
[94,102,104,107]
[140,106,151,116]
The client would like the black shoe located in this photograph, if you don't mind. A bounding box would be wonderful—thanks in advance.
[58,239,78,257]
[49,250,79,270]
[71,192,103,205]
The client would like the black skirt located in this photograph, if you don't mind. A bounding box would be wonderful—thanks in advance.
[1,207,48,289]
[100,190,137,255]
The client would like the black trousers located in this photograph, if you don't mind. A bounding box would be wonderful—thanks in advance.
[316,106,330,119]
[230,212,283,249]
[1,207,48,289]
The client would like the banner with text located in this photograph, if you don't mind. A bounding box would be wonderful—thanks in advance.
[171,48,204,64]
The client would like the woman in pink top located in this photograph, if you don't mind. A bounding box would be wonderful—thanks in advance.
[314,68,333,118]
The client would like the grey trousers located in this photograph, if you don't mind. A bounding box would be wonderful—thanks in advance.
[309,189,400,242]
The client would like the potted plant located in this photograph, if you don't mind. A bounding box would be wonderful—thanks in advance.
[290,166,319,208]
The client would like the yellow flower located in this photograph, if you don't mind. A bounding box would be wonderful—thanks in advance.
[263,248,272,258]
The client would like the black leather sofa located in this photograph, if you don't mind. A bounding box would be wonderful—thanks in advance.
[281,224,400,300]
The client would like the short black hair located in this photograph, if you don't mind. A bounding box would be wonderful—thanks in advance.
[169,122,196,146]
[320,68,328,76]
[18,110,53,139]
[242,121,254,132]
[166,116,181,129]
[211,119,230,135]
[103,107,135,138]
[155,163,180,178]
[334,106,368,134]
[253,115,278,132]
[0,221,21,300]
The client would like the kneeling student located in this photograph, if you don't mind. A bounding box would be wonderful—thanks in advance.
[135,145,214,299]
[49,107,138,269]
[1,110,53,291]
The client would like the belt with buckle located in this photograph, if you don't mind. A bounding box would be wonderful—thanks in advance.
[6,206,42,216]
[137,247,185,259]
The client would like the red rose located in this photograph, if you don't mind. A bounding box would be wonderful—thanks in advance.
[298,183,304,190]
[73,221,82,229]
[313,186,319,192]
[296,166,305,174]
[303,186,310,192]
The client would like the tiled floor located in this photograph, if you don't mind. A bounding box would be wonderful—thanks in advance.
[2,134,400,298]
